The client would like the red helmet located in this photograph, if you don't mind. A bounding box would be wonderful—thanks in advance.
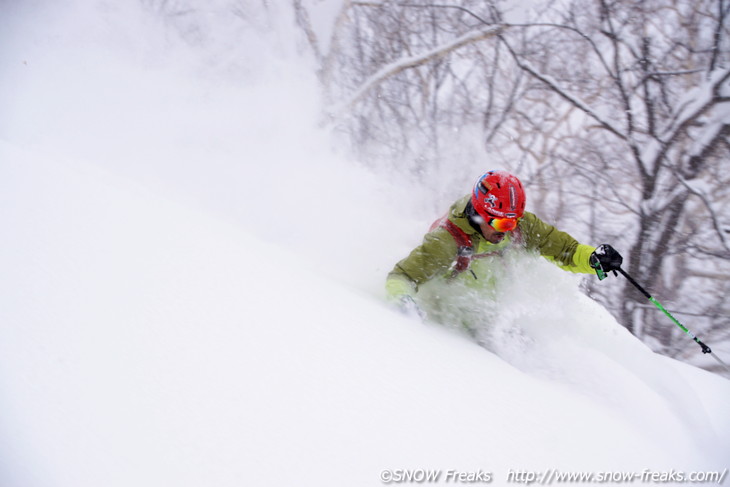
[471,170,526,220]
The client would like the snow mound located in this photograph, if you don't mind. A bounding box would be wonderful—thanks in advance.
[0,142,728,487]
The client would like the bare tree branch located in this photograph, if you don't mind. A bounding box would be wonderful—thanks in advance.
[497,33,628,141]
[332,24,505,115]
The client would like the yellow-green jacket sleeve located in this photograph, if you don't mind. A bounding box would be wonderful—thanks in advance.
[519,212,596,274]
[385,227,458,300]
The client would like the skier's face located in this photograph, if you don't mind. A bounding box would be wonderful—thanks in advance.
[478,219,506,244]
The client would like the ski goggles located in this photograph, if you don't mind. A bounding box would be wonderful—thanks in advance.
[489,216,519,233]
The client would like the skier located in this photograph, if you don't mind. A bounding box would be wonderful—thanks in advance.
[385,170,623,323]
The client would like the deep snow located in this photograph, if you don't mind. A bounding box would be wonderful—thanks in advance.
[0,2,728,486]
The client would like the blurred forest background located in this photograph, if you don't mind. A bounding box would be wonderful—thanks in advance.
[149,0,730,373]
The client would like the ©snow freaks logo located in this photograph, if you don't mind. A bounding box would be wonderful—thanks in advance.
[380,469,493,484]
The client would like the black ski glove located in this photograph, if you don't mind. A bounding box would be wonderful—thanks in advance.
[590,244,623,280]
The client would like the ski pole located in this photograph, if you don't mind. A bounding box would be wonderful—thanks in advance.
[617,267,730,373]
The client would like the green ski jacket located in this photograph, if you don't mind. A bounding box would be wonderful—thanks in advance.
[386,194,596,300]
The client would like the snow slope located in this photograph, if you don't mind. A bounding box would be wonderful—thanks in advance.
[1,2,728,486]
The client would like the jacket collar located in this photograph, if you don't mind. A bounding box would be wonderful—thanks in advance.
[448,194,482,237]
